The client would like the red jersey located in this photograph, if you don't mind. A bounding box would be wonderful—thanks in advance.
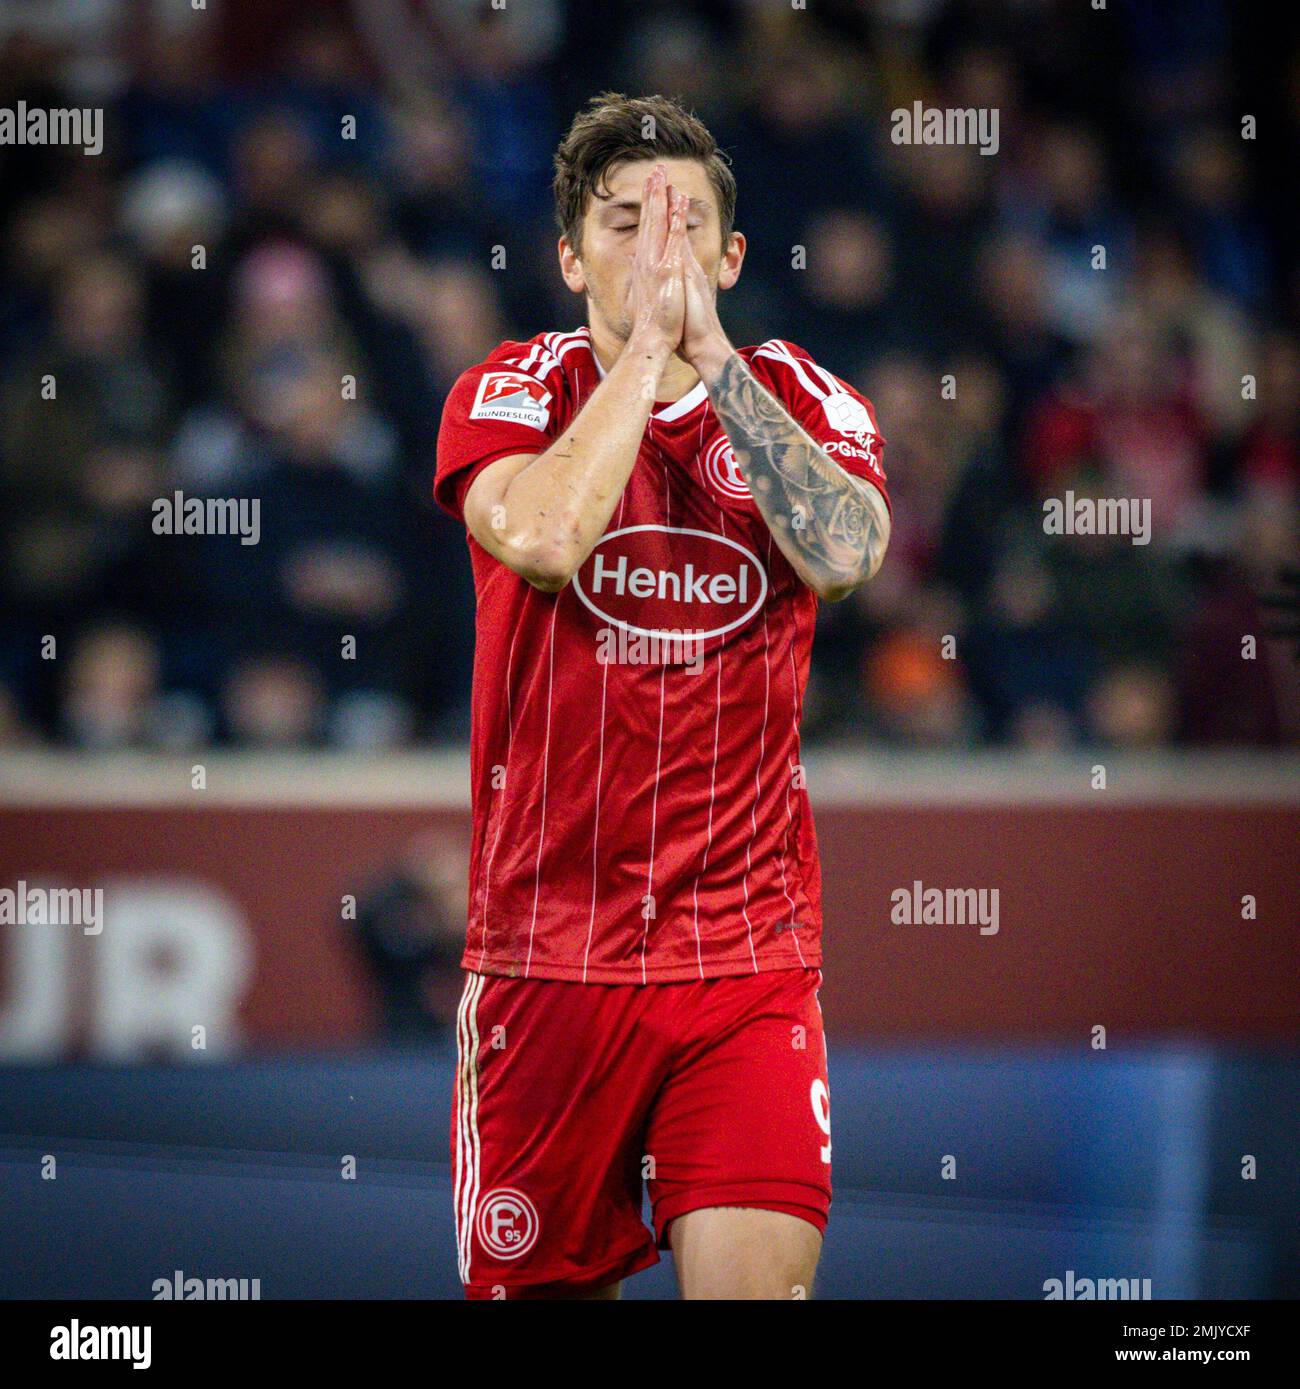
[435,328,888,984]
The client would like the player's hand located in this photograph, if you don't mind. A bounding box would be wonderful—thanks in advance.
[680,233,733,381]
[625,166,688,361]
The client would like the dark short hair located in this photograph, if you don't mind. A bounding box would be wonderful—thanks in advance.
[552,91,737,255]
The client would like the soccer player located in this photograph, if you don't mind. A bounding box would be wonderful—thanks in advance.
[435,92,891,1300]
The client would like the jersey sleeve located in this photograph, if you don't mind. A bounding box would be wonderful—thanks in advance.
[744,339,890,516]
[434,349,561,522]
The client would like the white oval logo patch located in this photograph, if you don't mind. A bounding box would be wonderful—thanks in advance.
[573,525,768,640]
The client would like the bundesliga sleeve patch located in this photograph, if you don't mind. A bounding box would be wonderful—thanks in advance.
[469,371,552,430]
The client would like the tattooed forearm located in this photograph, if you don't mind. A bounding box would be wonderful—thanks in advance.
[709,353,890,599]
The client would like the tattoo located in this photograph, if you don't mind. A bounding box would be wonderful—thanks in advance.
[709,354,889,595]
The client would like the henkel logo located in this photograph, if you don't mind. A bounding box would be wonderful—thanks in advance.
[476,1188,540,1260]
[573,525,768,640]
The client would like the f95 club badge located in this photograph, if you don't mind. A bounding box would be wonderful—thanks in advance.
[469,371,552,430]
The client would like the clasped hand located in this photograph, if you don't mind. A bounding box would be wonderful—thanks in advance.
[625,164,729,372]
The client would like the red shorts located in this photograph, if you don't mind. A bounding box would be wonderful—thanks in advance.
[451,965,832,1298]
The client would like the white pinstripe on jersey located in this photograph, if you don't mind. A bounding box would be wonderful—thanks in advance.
[736,531,772,974]
[475,618,520,972]
[454,971,486,1284]
[582,480,629,982]
[688,430,726,980]
[637,430,673,985]
[523,603,560,978]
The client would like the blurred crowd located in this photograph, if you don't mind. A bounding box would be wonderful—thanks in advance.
[1,0,1297,751]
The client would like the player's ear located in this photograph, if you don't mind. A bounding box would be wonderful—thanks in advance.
[717,231,745,291]
[558,236,587,294]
